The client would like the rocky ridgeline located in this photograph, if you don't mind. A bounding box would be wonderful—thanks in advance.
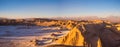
[47,20,120,47]
[0,18,58,26]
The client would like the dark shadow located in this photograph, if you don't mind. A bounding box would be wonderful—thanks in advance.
[46,44,84,47]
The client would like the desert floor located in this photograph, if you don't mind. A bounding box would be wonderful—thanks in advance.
[0,26,69,47]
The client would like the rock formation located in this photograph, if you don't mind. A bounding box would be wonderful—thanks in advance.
[48,20,120,47]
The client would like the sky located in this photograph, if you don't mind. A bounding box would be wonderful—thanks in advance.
[0,0,120,19]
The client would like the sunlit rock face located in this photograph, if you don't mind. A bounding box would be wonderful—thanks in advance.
[50,20,120,47]
[55,26,84,46]
[115,24,120,31]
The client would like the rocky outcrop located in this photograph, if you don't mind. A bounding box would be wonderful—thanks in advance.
[49,20,120,47]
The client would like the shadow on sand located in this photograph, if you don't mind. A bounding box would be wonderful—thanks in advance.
[46,44,83,47]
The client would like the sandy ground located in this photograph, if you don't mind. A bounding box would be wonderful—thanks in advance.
[0,26,69,47]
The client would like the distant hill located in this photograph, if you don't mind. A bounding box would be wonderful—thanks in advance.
[0,17,8,20]
[1,16,120,23]
[51,16,120,23]
[105,16,120,23]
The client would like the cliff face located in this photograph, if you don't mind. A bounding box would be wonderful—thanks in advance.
[55,27,84,46]
[52,20,120,47]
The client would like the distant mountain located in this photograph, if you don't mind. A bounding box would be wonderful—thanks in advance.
[105,16,120,23]
[0,17,8,20]
[1,16,120,23]
[51,16,120,23]
[51,16,100,21]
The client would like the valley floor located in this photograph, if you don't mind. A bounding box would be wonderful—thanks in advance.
[0,26,69,47]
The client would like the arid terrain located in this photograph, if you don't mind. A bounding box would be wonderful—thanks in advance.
[0,26,69,47]
[1,0,120,47]
[0,18,120,47]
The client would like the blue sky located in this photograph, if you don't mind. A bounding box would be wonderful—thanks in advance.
[0,0,120,18]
